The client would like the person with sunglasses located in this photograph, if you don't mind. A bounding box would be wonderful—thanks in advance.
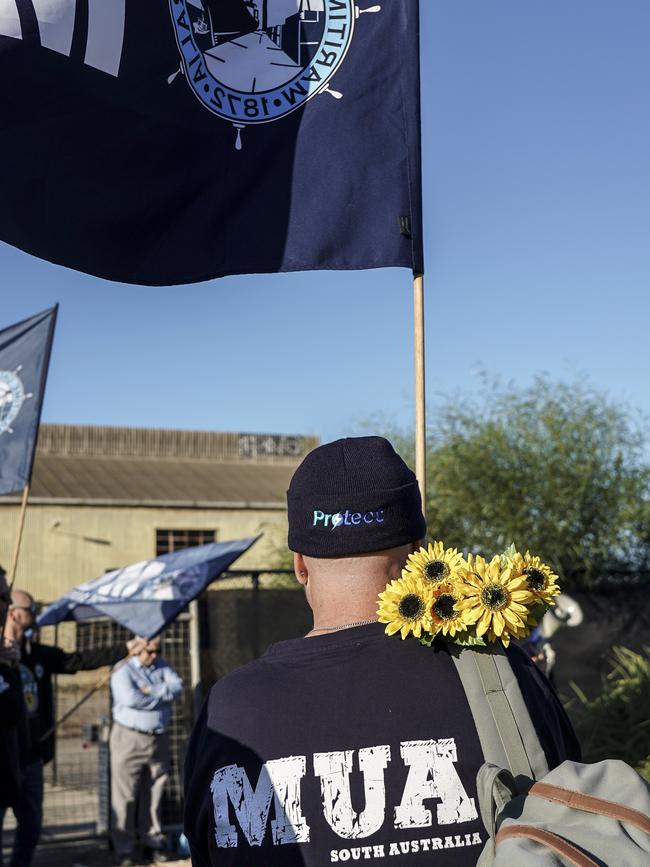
[109,636,183,865]
[1,588,146,867]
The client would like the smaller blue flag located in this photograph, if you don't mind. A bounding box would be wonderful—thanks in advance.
[0,306,58,496]
[37,537,259,638]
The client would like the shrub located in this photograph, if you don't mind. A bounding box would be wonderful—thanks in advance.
[568,646,650,780]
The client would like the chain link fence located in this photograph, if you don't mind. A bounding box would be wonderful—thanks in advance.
[2,570,310,854]
[8,566,647,858]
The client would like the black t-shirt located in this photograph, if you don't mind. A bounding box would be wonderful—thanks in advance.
[184,623,580,867]
[20,639,127,764]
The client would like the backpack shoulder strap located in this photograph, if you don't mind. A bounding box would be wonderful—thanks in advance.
[451,645,549,783]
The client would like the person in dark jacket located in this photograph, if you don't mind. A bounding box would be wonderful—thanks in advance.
[0,588,144,867]
[184,437,581,867]
[0,568,29,814]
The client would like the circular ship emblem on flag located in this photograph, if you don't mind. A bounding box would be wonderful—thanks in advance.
[169,1,380,147]
[0,368,32,436]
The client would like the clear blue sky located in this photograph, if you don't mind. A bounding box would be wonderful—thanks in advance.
[2,1,649,443]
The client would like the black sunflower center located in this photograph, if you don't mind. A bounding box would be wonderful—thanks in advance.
[524,568,547,591]
[423,560,450,583]
[480,583,508,611]
[398,593,425,620]
[433,593,457,621]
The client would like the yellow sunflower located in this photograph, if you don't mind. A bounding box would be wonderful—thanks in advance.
[377,573,432,639]
[427,583,472,639]
[455,554,536,647]
[509,551,560,608]
[404,541,467,588]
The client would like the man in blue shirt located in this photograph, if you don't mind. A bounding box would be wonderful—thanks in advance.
[110,637,183,866]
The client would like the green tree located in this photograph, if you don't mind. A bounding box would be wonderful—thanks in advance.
[381,377,650,589]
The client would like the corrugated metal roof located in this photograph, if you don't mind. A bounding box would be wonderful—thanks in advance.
[7,453,294,507]
[36,424,318,463]
[0,425,316,507]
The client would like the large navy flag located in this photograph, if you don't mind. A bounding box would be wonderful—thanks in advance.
[38,537,259,638]
[0,1,422,286]
[0,306,58,496]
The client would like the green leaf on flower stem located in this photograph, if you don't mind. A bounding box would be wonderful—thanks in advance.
[527,602,549,626]
[450,632,487,647]
[500,542,518,568]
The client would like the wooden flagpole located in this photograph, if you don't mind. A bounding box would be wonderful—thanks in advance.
[8,482,30,593]
[413,273,426,504]
[0,482,30,641]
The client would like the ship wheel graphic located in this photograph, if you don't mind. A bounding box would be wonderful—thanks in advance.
[0,367,32,436]
[169,1,381,149]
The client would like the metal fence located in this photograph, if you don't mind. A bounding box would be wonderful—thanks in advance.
[8,570,646,854]
[2,569,310,853]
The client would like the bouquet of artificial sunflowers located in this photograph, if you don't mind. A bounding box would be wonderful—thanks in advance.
[377,541,560,647]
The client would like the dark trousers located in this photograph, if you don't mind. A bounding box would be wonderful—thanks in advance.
[0,761,44,867]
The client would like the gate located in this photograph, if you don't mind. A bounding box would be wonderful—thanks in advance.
[1,569,310,853]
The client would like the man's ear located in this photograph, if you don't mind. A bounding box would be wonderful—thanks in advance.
[294,552,308,586]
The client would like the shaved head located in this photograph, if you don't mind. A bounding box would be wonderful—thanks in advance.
[294,542,422,635]
[9,588,37,637]
[11,589,34,608]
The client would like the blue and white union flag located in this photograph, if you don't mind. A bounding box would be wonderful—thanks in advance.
[38,537,259,638]
[0,306,58,496]
[0,1,423,285]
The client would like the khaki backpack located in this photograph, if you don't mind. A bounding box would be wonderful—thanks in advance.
[451,646,650,866]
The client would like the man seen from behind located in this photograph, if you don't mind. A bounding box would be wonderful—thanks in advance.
[184,436,580,866]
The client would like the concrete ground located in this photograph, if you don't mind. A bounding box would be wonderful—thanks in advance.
[18,840,190,867]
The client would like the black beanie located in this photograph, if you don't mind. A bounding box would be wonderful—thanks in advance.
[287,436,426,557]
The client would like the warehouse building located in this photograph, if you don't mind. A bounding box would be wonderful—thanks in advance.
[0,424,318,840]
[0,424,318,602]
